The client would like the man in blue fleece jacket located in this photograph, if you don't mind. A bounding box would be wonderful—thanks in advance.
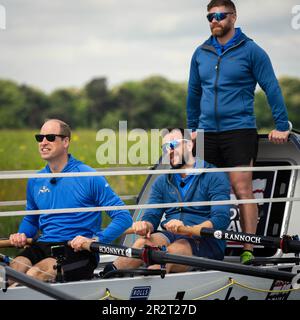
[110,128,230,274]
[9,119,132,282]
[186,0,291,263]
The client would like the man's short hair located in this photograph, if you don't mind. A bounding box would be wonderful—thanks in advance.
[44,119,72,139]
[207,0,236,12]
[161,128,192,140]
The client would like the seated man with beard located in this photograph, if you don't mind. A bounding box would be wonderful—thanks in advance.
[105,128,231,274]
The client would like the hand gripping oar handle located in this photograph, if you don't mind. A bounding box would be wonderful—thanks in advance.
[125,225,200,236]
[0,238,33,248]
[200,228,300,253]
[125,227,134,235]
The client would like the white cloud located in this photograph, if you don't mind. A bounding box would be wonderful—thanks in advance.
[0,0,299,92]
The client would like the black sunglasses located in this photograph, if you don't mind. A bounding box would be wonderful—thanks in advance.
[207,12,234,22]
[35,134,67,142]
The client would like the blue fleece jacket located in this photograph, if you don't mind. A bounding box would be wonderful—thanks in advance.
[19,155,133,243]
[142,160,231,256]
[187,28,289,132]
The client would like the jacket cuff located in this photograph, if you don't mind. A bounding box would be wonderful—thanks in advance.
[276,121,290,132]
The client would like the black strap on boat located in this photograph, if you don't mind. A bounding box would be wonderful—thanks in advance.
[100,268,166,279]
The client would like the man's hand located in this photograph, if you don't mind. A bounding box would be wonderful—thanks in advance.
[9,233,27,248]
[70,235,94,252]
[132,221,153,238]
[191,131,197,141]
[164,219,184,233]
[268,129,289,144]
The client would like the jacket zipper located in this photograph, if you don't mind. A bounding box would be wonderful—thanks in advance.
[201,39,246,132]
[214,57,221,131]
[167,174,201,222]
[167,175,184,221]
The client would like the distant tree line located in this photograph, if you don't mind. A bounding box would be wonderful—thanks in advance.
[0,75,299,130]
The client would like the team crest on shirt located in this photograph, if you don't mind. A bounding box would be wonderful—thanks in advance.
[38,186,50,194]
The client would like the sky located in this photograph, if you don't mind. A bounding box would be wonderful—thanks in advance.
[0,0,300,93]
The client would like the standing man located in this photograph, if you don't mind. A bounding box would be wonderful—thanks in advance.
[186,0,291,263]
[105,128,231,274]
[9,119,132,282]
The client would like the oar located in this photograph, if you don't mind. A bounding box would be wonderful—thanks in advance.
[78,240,297,282]
[2,234,297,282]
[199,228,300,253]
[0,238,33,248]
[125,225,199,237]
[125,225,300,253]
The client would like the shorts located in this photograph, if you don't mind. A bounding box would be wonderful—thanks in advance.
[158,231,224,260]
[16,242,98,281]
[204,129,258,168]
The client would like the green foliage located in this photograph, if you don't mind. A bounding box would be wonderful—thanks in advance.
[0,80,26,128]
[48,88,89,129]
[0,75,299,131]
[0,75,188,130]
[279,77,300,129]
[254,77,300,131]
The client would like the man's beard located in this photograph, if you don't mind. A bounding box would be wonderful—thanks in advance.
[170,156,186,169]
[211,23,232,37]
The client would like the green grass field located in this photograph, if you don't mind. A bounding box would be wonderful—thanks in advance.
[0,129,155,256]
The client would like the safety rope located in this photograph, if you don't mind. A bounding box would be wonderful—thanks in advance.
[193,278,235,300]
[0,195,138,207]
[0,196,298,218]
[0,165,298,180]
[193,277,300,300]
[231,278,300,294]
[98,288,122,300]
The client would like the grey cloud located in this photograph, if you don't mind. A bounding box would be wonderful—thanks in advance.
[0,0,299,92]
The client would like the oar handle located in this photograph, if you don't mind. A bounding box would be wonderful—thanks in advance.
[0,238,33,248]
[125,227,134,235]
[125,226,201,237]
[177,225,201,236]
[66,240,92,252]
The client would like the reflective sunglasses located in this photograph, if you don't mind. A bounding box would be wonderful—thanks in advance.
[207,12,234,22]
[35,134,66,142]
[161,139,189,153]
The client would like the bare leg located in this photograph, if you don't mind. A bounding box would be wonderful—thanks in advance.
[9,256,32,286]
[26,257,57,282]
[148,239,193,273]
[229,165,258,252]
[114,233,169,270]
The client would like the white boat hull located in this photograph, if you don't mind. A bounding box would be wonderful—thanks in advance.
[1,266,299,300]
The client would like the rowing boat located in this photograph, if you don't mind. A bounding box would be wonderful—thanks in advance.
[1,133,300,300]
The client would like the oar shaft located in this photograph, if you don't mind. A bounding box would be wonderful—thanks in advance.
[86,241,296,282]
[0,238,33,248]
[200,228,300,253]
[125,225,199,236]
[150,251,295,282]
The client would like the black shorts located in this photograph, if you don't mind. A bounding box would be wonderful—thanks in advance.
[158,231,224,260]
[16,242,98,282]
[204,129,258,168]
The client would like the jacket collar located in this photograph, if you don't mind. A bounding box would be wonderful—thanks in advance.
[201,28,251,54]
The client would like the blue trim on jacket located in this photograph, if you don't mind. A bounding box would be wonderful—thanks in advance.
[141,160,231,257]
[187,29,289,132]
